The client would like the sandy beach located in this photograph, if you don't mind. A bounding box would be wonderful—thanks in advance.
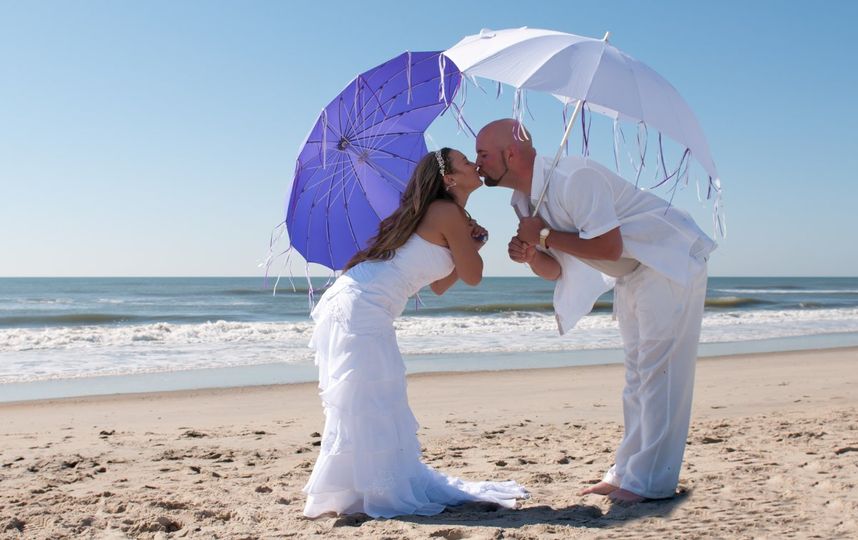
[2,347,857,539]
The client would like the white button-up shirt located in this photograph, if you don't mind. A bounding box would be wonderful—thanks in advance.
[511,155,716,335]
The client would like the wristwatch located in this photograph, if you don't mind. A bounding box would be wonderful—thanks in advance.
[539,227,551,249]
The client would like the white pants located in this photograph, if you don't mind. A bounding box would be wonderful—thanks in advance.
[602,262,708,499]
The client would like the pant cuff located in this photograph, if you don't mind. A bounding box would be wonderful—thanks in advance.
[602,469,621,487]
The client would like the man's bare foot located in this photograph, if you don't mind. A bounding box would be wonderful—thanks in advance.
[608,488,647,504]
[578,481,618,496]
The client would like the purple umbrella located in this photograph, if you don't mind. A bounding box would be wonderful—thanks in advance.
[286,51,461,271]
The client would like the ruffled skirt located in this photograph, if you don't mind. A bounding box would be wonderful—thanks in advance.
[302,283,528,518]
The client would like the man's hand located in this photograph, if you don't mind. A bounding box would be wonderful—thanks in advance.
[508,236,536,264]
[517,216,545,245]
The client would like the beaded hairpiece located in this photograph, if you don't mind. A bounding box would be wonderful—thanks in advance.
[434,150,446,175]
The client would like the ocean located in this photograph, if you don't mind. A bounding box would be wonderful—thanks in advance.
[2,276,858,401]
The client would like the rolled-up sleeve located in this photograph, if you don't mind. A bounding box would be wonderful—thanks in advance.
[562,167,620,240]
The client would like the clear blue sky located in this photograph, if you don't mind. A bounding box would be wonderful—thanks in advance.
[1,1,856,277]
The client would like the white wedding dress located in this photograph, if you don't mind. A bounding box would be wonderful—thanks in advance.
[303,234,528,518]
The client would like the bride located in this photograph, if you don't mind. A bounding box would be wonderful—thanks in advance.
[303,147,528,518]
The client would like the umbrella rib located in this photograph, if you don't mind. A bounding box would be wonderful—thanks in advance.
[360,130,427,165]
[305,130,423,146]
[332,130,422,144]
[294,152,352,198]
[323,149,339,269]
[352,89,453,138]
[619,52,648,146]
[329,150,361,208]
[350,57,441,130]
[337,94,343,141]
[358,77,390,142]
[351,111,430,159]
[352,82,413,133]
[343,78,365,141]
[335,94,355,144]
[361,146,421,167]
[359,155,409,189]
[332,154,364,268]
[308,155,350,212]
[338,163,363,262]
[343,168,361,209]
[355,95,396,155]
[355,69,447,152]
[300,137,418,192]
[343,73,375,142]
[344,153,384,223]
[333,93,350,143]
[355,114,410,160]
[298,153,361,269]
[352,59,455,133]
[332,55,457,157]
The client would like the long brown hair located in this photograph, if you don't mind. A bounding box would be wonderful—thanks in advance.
[344,148,465,270]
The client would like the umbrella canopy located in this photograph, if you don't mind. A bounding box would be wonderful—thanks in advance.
[286,51,460,271]
[443,27,719,186]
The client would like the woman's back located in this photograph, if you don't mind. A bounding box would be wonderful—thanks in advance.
[326,234,454,319]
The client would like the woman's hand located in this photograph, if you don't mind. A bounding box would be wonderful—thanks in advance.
[470,220,489,250]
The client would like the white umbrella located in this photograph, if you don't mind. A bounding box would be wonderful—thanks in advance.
[444,27,721,223]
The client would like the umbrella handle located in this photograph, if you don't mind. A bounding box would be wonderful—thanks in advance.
[532,31,610,217]
[531,32,611,217]
[532,99,583,215]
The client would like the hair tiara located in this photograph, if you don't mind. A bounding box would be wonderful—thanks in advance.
[434,149,446,175]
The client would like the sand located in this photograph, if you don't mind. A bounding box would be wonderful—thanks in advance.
[2,347,857,539]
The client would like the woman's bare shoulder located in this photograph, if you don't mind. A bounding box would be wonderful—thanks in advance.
[424,200,467,221]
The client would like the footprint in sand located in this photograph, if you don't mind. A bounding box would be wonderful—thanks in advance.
[529,472,554,484]
[332,513,371,527]
[4,517,26,533]
[152,516,183,533]
[429,528,470,540]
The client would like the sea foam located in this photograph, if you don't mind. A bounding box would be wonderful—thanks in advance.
[2,308,858,384]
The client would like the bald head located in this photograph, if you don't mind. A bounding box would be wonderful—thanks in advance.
[475,119,536,190]
[477,119,534,152]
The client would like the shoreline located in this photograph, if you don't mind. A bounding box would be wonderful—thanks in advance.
[2,333,858,404]
[1,346,856,538]
[2,344,856,410]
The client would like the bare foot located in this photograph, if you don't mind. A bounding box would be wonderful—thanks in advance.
[578,481,618,496]
[608,488,646,504]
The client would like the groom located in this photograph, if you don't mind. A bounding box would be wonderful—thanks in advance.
[475,119,715,503]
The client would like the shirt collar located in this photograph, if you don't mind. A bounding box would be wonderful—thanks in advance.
[530,155,548,206]
[509,155,549,216]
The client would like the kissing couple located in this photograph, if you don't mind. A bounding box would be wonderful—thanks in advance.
[302,118,714,518]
